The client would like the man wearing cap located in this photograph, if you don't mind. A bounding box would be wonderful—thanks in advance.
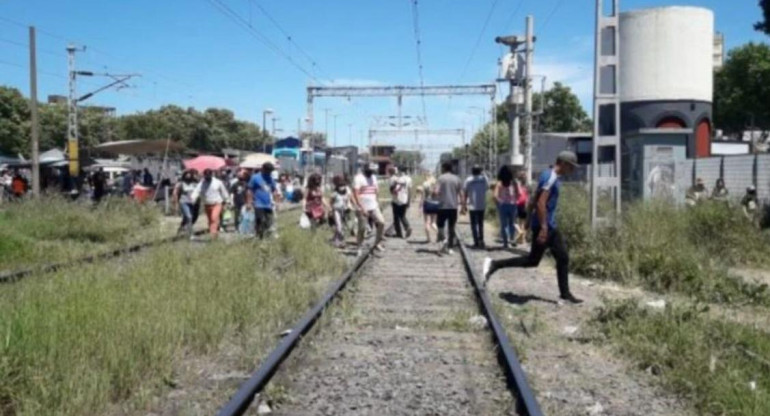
[483,151,583,304]
[246,162,282,239]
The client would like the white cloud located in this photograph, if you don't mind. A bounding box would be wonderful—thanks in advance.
[534,57,594,111]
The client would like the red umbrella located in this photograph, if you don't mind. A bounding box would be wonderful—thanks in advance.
[183,155,226,173]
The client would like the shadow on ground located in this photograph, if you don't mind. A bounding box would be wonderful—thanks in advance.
[498,291,557,305]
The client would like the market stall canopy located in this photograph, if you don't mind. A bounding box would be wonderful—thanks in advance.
[93,139,185,155]
[0,154,21,166]
[183,155,226,173]
[39,148,66,164]
[240,153,279,169]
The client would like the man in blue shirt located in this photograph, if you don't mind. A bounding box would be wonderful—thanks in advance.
[482,151,583,304]
[246,162,281,239]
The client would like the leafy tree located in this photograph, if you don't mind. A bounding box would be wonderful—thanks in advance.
[457,81,589,160]
[495,82,591,133]
[714,43,770,137]
[756,0,770,35]
[533,82,592,132]
[0,86,270,156]
[0,86,30,156]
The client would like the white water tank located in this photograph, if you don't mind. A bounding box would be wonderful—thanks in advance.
[620,6,714,103]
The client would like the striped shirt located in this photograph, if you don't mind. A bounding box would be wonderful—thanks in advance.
[354,173,379,211]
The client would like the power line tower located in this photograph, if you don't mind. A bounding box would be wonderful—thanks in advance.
[66,44,139,183]
[496,15,535,181]
[590,0,622,227]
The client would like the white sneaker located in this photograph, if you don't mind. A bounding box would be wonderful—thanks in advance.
[374,244,385,252]
[447,249,455,255]
[482,257,493,285]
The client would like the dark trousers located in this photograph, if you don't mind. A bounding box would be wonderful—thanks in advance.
[469,210,485,246]
[436,209,458,248]
[254,208,274,239]
[491,226,571,297]
[391,203,411,237]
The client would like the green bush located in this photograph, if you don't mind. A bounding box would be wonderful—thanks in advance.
[557,187,770,305]
[593,299,770,415]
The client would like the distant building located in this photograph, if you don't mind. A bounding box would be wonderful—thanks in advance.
[369,144,395,175]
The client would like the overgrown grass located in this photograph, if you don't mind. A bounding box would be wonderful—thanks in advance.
[0,196,161,270]
[593,299,770,415]
[0,222,344,415]
[558,186,770,305]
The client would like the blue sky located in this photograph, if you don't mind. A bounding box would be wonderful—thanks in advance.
[0,0,766,157]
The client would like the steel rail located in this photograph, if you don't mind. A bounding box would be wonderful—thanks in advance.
[217,245,375,416]
[455,231,544,416]
[0,204,302,284]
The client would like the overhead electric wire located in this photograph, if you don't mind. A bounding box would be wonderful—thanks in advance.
[206,0,322,84]
[247,0,330,81]
[0,14,204,101]
[457,0,500,82]
[541,0,567,30]
[409,0,428,124]
[504,0,527,30]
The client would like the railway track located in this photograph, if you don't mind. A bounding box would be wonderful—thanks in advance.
[217,209,542,416]
[0,204,302,284]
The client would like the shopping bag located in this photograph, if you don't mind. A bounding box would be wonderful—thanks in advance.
[238,206,255,234]
[299,213,311,229]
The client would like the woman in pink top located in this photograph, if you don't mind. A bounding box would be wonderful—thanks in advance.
[303,173,328,228]
[514,172,530,245]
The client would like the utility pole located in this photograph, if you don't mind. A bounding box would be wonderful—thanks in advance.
[29,27,40,197]
[524,16,535,183]
[66,44,80,181]
[590,0,622,227]
[496,17,536,175]
[333,114,340,148]
[271,117,279,137]
[323,108,331,146]
[66,44,138,187]
[262,108,273,153]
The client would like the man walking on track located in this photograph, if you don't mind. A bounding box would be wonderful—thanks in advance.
[389,167,413,239]
[354,163,385,252]
[462,165,489,249]
[246,162,281,239]
[436,161,463,255]
[482,151,583,304]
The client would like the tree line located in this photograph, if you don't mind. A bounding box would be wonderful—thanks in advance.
[0,85,269,157]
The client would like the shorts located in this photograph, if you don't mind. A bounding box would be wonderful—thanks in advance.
[423,201,440,215]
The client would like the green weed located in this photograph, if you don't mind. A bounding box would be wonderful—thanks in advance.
[557,186,770,305]
[0,196,161,270]
[593,299,770,415]
[0,221,343,415]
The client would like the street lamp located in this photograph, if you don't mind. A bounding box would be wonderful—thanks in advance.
[262,109,274,152]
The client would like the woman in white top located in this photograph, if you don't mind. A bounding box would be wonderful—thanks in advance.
[173,170,200,236]
[329,174,353,247]
[191,168,229,239]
